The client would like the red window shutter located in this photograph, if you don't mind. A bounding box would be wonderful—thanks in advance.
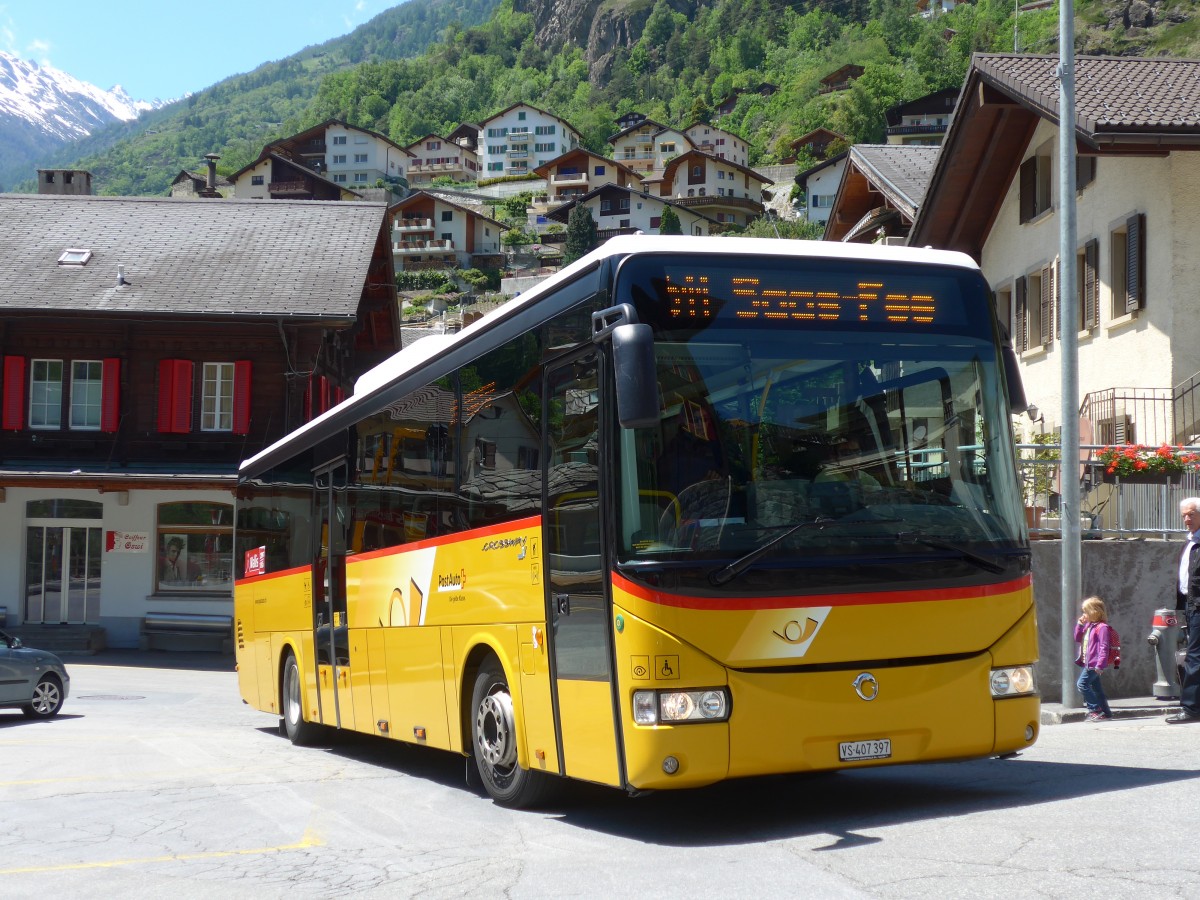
[334,386,344,406]
[232,360,252,434]
[304,375,313,422]
[3,356,25,430]
[100,358,121,433]
[318,375,330,414]
[158,359,193,434]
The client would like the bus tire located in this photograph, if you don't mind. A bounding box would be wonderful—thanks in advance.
[470,657,554,808]
[282,651,324,746]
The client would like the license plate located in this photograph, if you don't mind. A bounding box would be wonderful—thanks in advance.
[839,739,892,761]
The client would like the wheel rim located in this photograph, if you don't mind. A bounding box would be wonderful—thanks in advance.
[475,683,517,772]
[32,680,60,715]
[285,663,301,727]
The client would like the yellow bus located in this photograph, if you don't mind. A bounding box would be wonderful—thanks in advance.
[233,235,1038,807]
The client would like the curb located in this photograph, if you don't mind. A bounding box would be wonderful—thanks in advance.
[1041,703,1178,725]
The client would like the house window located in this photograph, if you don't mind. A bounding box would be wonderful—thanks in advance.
[535,143,556,153]
[69,361,104,430]
[333,174,347,183]
[29,360,63,429]
[619,198,630,210]
[594,165,605,176]
[535,124,556,135]
[201,363,235,432]
[1077,239,1100,330]
[488,162,503,172]
[333,154,346,164]
[354,153,368,163]
[156,501,233,593]
[717,171,726,180]
[333,135,347,145]
[1019,150,1053,222]
[441,210,453,222]
[428,141,441,150]
[1110,214,1146,317]
[661,143,675,154]
[518,111,526,121]
[353,173,368,183]
[601,200,612,212]
[1018,263,1057,350]
[620,219,630,228]
[441,233,452,242]
[1077,156,1096,192]
[251,175,264,185]
[44,172,55,184]
[692,166,702,178]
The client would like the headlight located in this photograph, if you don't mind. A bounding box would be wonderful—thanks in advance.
[991,665,1037,697]
[632,688,730,725]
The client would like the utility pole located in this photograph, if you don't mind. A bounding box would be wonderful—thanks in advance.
[1058,0,1082,708]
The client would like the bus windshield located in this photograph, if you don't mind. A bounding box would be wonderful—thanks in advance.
[613,252,1025,583]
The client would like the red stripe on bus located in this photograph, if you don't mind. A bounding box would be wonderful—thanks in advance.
[234,515,543,585]
[611,571,1031,610]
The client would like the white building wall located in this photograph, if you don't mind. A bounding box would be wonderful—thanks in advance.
[326,126,408,188]
[803,159,847,226]
[980,119,1200,442]
[480,107,581,178]
[0,487,234,648]
[684,124,748,167]
[232,159,272,199]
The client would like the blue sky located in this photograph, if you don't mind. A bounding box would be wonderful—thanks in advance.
[0,0,402,101]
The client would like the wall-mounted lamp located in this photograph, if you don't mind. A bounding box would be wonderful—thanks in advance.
[115,490,130,506]
[1027,404,1044,424]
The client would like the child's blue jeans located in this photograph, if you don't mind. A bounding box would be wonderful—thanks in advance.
[1076,667,1112,717]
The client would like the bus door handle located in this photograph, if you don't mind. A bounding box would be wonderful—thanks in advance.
[555,593,570,616]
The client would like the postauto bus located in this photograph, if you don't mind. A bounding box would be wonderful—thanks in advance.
[233,235,1038,807]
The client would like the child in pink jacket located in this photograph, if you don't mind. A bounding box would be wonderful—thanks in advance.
[1074,595,1114,721]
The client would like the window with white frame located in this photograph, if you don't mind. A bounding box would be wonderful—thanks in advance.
[1019,147,1053,223]
[69,361,103,430]
[201,363,234,432]
[30,360,63,428]
[333,174,347,183]
[332,135,347,145]
[250,175,264,185]
[333,154,346,164]
[354,153,368,163]
[353,173,368,183]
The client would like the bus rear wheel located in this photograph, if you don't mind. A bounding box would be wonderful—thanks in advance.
[282,652,324,746]
[470,658,554,808]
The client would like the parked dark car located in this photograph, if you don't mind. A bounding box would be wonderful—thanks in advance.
[0,630,70,718]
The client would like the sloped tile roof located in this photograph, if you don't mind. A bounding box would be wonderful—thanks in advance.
[975,54,1200,135]
[0,194,387,319]
[848,144,940,216]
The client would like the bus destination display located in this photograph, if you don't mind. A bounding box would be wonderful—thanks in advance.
[664,272,938,325]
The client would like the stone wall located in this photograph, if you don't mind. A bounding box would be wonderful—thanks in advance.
[1031,539,1182,702]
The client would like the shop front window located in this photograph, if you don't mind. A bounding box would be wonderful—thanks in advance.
[156,501,233,593]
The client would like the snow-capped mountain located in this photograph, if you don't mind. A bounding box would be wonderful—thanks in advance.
[0,51,164,142]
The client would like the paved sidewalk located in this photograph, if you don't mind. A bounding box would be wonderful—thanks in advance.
[1041,694,1181,724]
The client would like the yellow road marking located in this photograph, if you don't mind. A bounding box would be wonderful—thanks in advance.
[0,829,324,875]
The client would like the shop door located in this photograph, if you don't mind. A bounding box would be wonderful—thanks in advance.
[544,352,622,787]
[25,523,102,625]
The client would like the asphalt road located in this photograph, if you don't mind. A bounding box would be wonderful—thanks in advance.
[2,651,1198,899]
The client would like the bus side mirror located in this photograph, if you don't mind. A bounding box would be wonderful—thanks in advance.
[611,323,659,429]
[1001,332,1028,415]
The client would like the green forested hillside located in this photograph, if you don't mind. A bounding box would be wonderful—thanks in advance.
[33,0,1198,195]
[15,0,501,195]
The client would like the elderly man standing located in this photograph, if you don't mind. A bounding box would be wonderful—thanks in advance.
[1170,497,1200,723]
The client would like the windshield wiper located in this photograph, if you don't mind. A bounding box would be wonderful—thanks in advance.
[896,532,1007,574]
[708,516,901,586]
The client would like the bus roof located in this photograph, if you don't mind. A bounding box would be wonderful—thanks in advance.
[241,235,979,477]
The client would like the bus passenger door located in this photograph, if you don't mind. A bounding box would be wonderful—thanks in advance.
[544,353,622,787]
[314,462,353,731]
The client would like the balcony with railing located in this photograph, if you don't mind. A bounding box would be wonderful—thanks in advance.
[507,149,529,159]
[393,239,455,254]
[887,123,947,137]
[551,172,589,186]
[394,217,434,231]
[1016,441,1200,538]
[268,180,313,196]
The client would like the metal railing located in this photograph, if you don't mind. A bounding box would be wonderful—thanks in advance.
[1016,442,1198,538]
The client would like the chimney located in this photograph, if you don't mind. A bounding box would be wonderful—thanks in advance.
[199,153,221,198]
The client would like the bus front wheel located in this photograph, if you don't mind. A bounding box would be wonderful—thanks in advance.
[282,652,324,746]
[470,658,554,808]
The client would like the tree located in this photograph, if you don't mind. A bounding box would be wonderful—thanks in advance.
[564,204,599,264]
[659,205,683,235]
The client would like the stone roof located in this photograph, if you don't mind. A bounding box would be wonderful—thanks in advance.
[847,144,940,217]
[974,54,1200,137]
[0,194,387,319]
